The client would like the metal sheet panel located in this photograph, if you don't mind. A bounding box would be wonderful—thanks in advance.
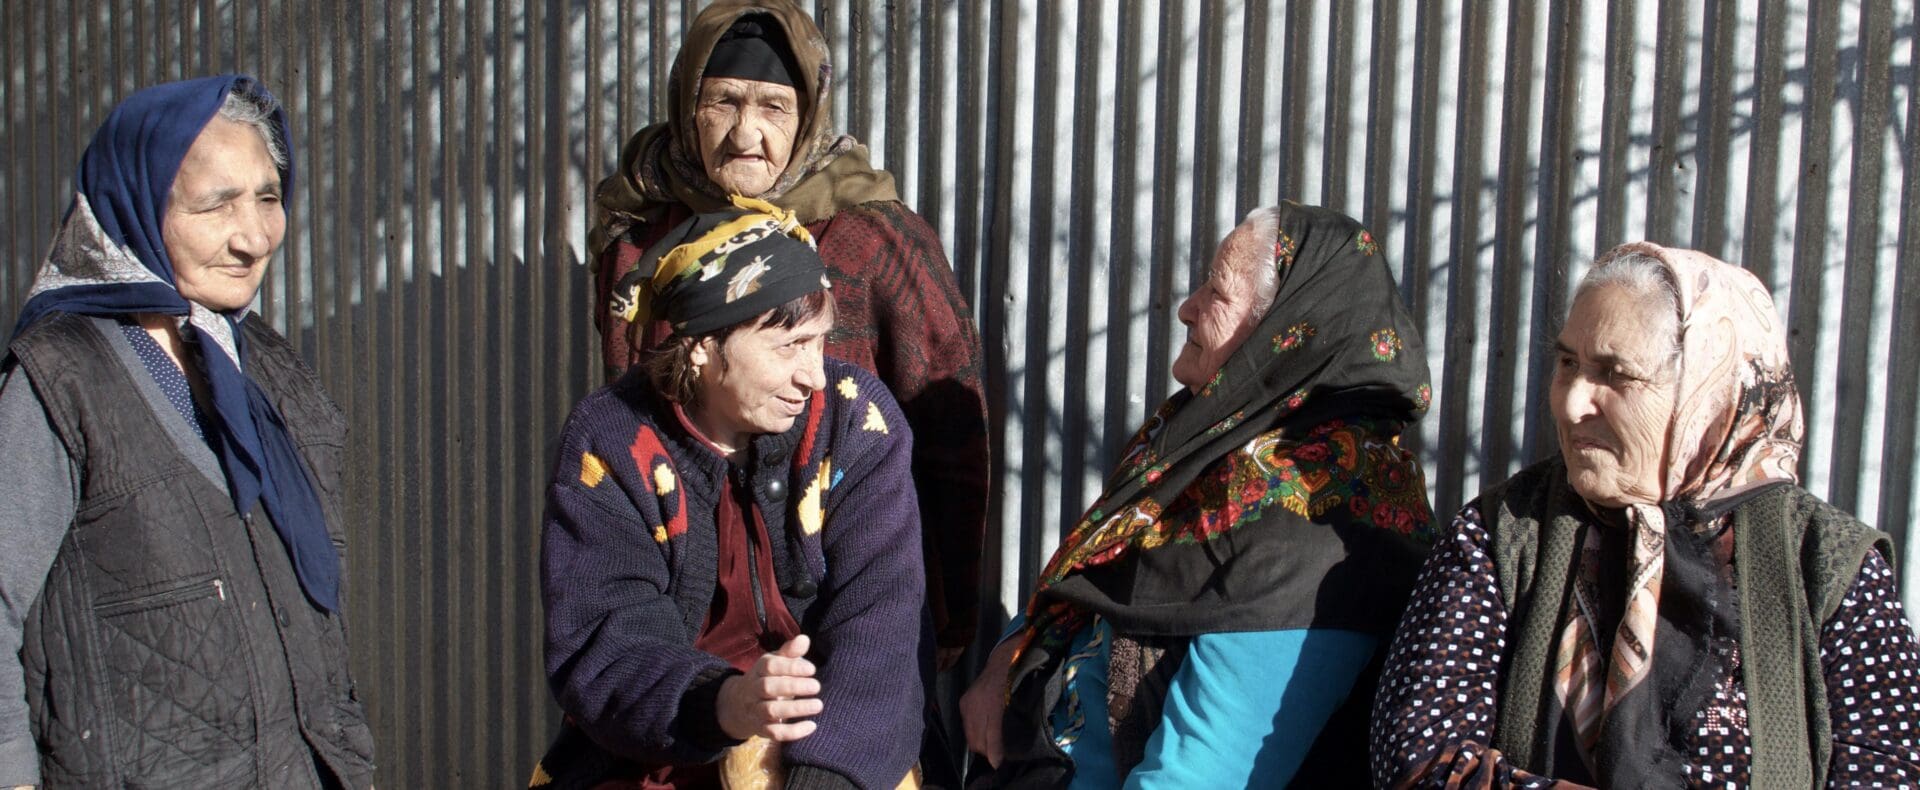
[2,0,1915,784]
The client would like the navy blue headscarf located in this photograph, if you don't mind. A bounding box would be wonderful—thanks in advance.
[11,75,341,612]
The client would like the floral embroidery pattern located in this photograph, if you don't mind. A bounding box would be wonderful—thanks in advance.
[1275,231,1298,268]
[1285,388,1309,410]
[1415,383,1432,410]
[1143,462,1169,485]
[1206,411,1246,437]
[1272,322,1316,353]
[1370,328,1402,362]
[1355,228,1379,256]
[1114,403,1174,479]
[1181,420,1433,543]
[1045,421,1435,582]
[1200,370,1224,398]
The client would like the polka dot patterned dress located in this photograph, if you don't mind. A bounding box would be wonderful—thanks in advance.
[1370,507,1920,788]
[120,321,207,442]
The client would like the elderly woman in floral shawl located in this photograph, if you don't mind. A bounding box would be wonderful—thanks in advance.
[591,0,989,670]
[1371,243,1920,788]
[961,203,1437,787]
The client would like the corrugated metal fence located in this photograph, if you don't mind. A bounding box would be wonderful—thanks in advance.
[2,0,1915,785]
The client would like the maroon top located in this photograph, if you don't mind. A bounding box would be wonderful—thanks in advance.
[611,414,804,790]
[696,466,803,670]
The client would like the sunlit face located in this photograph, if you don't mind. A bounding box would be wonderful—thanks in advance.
[162,116,285,313]
[1550,283,1680,507]
[688,306,833,451]
[1171,224,1266,392]
[693,77,802,197]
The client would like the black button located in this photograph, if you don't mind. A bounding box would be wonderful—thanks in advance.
[764,479,787,502]
[785,580,817,599]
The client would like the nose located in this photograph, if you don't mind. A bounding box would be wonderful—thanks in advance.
[726,113,761,151]
[795,346,826,393]
[1558,373,1600,424]
[1176,289,1200,326]
[230,203,274,260]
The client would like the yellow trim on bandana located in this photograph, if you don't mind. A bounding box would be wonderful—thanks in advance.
[630,195,817,327]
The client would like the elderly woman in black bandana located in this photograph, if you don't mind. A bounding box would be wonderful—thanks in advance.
[592,0,990,669]
[537,199,925,789]
[961,203,1438,787]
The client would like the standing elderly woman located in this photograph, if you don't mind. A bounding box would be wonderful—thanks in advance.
[592,0,990,665]
[962,203,1437,787]
[1371,243,1920,787]
[537,200,925,789]
[1,76,373,788]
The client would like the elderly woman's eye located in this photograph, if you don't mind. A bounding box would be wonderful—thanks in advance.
[1607,367,1643,385]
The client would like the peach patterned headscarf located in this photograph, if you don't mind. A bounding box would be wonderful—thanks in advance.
[1554,241,1805,759]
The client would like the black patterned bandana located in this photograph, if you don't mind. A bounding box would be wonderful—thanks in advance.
[611,195,829,337]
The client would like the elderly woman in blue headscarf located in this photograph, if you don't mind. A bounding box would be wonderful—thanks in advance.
[0,76,372,787]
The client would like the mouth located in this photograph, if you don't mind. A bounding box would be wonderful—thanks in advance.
[775,396,806,416]
[1567,435,1614,454]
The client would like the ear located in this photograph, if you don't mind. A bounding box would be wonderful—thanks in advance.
[689,338,714,369]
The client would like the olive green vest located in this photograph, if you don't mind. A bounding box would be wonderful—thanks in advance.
[1479,457,1889,788]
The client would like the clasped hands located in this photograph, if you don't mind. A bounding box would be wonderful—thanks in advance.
[716,634,823,742]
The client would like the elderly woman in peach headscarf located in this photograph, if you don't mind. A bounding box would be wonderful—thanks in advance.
[1371,242,1920,788]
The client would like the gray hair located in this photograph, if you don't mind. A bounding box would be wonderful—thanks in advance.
[1227,206,1284,317]
[217,88,288,172]
[1572,249,1683,364]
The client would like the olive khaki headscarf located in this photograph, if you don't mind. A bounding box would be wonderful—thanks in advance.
[589,0,898,260]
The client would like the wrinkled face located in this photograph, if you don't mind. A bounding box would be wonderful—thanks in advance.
[689,306,833,449]
[1171,224,1266,392]
[693,77,801,197]
[163,116,285,312]
[1550,283,1680,507]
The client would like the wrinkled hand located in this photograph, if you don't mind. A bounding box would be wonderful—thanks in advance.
[717,635,823,742]
[959,637,1021,768]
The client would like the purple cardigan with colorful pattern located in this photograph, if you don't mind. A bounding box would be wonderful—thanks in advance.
[542,359,925,789]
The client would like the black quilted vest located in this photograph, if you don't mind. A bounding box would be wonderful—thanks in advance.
[7,313,375,788]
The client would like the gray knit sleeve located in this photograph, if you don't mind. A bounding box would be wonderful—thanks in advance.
[0,363,79,787]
